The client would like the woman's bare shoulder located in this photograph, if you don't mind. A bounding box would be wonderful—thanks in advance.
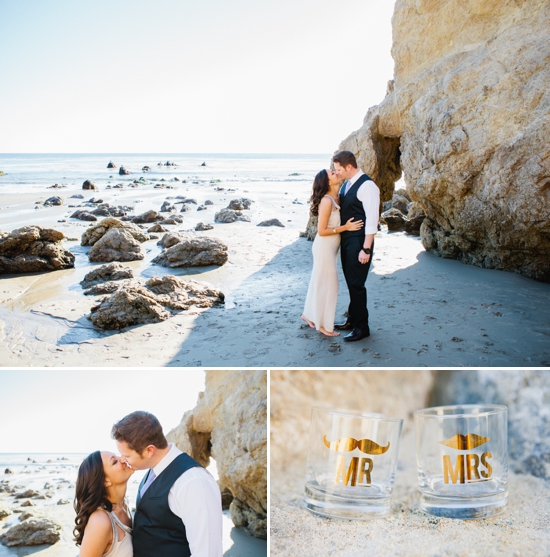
[86,508,112,530]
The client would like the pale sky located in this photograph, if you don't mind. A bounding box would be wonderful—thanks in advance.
[0,369,205,453]
[0,0,395,153]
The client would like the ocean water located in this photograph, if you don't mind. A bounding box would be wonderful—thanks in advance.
[0,153,330,193]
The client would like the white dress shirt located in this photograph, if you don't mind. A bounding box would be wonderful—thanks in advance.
[344,170,380,236]
[150,443,223,557]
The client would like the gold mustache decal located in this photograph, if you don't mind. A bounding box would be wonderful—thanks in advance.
[323,435,390,455]
[438,434,491,450]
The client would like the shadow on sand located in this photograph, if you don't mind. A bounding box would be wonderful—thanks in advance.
[165,232,550,367]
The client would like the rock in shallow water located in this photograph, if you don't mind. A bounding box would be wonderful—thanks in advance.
[89,275,224,329]
[0,226,75,274]
[80,262,134,289]
[0,518,62,546]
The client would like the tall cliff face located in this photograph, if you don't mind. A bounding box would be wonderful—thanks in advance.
[340,0,550,281]
[166,370,267,538]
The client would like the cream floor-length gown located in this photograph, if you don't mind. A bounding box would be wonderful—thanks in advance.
[302,196,341,333]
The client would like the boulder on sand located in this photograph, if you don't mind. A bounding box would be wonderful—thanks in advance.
[88,228,144,262]
[0,518,63,546]
[89,275,224,329]
[80,262,134,289]
[81,217,149,246]
[214,208,251,224]
[132,210,163,224]
[153,233,228,267]
[0,226,75,275]
[82,180,97,190]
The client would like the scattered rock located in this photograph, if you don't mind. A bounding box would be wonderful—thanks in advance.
[197,205,207,211]
[20,501,35,507]
[160,217,183,225]
[70,194,84,199]
[204,200,214,205]
[381,208,408,231]
[142,166,150,172]
[70,210,98,222]
[107,161,117,169]
[227,198,253,210]
[0,227,75,274]
[47,184,66,189]
[195,223,214,231]
[82,180,97,190]
[179,204,192,213]
[148,223,168,233]
[0,504,11,520]
[132,210,163,224]
[0,518,63,546]
[88,228,145,262]
[89,275,224,329]
[81,218,149,246]
[4,469,13,475]
[56,499,70,505]
[118,166,130,175]
[160,201,176,213]
[257,219,284,228]
[153,233,228,267]
[80,262,134,289]
[15,490,41,499]
[300,214,318,241]
[214,208,251,224]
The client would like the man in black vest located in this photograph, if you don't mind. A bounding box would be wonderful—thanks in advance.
[112,411,223,557]
[332,150,380,341]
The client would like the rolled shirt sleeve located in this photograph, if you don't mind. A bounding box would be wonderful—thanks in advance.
[357,180,380,235]
[168,467,223,557]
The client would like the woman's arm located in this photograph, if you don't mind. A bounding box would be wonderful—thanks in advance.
[316,197,334,236]
[79,510,112,557]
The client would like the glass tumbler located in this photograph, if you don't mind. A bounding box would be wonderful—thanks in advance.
[414,404,508,519]
[303,407,403,519]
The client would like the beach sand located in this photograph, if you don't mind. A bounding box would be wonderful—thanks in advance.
[0,458,265,556]
[270,430,550,557]
[1,178,549,367]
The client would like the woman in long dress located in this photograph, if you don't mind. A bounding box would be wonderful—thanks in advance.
[301,169,363,336]
[74,451,134,557]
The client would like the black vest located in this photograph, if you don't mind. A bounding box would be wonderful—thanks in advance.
[339,174,372,238]
[133,453,202,557]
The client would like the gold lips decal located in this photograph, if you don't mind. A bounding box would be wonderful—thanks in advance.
[323,435,390,454]
[438,433,491,450]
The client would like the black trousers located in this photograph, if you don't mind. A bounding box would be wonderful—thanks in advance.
[340,234,373,330]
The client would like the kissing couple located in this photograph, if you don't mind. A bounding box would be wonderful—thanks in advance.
[74,411,223,557]
[301,150,380,341]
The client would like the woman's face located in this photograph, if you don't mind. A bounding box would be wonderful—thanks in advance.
[327,169,341,187]
[101,451,134,487]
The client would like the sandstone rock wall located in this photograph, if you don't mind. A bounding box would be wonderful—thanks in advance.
[166,370,267,539]
[339,0,550,281]
[270,370,435,474]
[270,370,550,483]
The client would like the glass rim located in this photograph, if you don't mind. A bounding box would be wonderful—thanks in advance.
[414,404,507,419]
[311,406,404,423]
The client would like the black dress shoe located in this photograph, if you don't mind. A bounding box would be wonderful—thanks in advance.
[334,321,353,331]
[343,327,370,342]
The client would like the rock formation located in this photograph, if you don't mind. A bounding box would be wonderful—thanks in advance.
[0,226,75,274]
[153,233,228,267]
[88,228,145,262]
[82,180,97,190]
[339,0,550,281]
[0,517,62,546]
[89,275,224,329]
[81,217,149,246]
[80,262,134,289]
[257,219,284,228]
[132,210,163,224]
[214,208,251,223]
[166,370,267,539]
[228,198,253,211]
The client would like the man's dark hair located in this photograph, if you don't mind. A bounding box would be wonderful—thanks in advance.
[332,150,358,169]
[111,411,168,454]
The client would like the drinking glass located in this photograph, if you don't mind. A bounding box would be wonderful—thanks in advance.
[304,407,403,519]
[414,404,508,519]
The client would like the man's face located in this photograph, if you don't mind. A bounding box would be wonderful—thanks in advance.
[116,440,150,471]
[333,162,355,181]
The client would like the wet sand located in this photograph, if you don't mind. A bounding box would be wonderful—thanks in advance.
[1,179,549,367]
